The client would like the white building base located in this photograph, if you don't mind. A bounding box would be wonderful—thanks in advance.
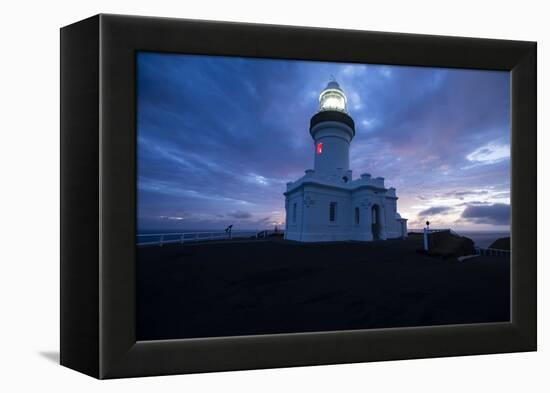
[284,173,407,243]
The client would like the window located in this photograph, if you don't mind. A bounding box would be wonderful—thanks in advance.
[292,203,297,223]
[355,207,360,224]
[316,142,323,155]
[329,202,337,222]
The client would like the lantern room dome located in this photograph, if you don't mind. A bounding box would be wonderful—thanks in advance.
[326,81,341,90]
[319,80,348,113]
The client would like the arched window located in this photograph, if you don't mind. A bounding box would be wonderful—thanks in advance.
[355,207,360,224]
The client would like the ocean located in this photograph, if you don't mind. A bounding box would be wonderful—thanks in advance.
[453,231,510,249]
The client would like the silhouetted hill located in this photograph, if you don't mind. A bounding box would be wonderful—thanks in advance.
[409,230,476,258]
[489,237,510,250]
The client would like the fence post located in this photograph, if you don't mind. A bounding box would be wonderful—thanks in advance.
[423,228,429,251]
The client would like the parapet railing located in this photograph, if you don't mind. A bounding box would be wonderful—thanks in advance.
[137,230,282,247]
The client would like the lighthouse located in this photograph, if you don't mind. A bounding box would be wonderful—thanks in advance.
[284,80,408,242]
[310,81,355,181]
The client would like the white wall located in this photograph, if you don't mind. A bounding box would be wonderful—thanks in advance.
[0,1,546,392]
[312,122,354,176]
[284,192,304,239]
[301,187,353,241]
[286,186,353,241]
[286,185,406,241]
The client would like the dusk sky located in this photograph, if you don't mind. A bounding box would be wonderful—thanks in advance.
[137,52,510,232]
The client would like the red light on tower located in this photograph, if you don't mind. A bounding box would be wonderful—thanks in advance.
[316,142,323,155]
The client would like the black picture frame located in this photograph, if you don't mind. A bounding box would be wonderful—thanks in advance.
[60,14,536,379]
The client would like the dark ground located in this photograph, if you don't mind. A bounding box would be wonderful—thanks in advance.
[136,236,510,341]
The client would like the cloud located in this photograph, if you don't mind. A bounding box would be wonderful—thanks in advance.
[456,200,491,206]
[228,210,252,219]
[444,190,489,200]
[159,215,185,221]
[418,206,454,216]
[461,203,510,225]
[466,142,510,165]
[136,52,510,231]
[379,66,393,78]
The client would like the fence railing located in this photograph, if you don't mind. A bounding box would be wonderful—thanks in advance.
[412,228,511,256]
[475,247,511,257]
[137,230,283,247]
[409,228,452,233]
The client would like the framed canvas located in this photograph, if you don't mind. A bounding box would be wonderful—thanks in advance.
[60,14,536,379]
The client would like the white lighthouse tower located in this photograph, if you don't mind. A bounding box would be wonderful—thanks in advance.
[311,81,355,181]
[284,81,408,242]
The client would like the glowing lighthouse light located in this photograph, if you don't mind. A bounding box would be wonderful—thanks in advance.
[316,142,323,155]
[319,80,347,113]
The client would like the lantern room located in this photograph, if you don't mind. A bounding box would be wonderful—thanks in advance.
[319,80,348,113]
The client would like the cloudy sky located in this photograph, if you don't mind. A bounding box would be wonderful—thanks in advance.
[137,52,510,232]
